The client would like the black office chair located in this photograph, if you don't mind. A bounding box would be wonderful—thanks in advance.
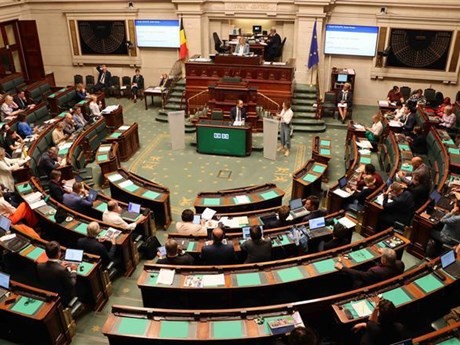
[400,86,411,102]
[109,76,121,98]
[320,91,337,118]
[273,37,287,62]
[73,74,83,85]
[424,88,436,107]
[211,109,224,120]
[434,91,444,108]
[85,75,95,93]
[121,76,131,98]
[213,32,230,54]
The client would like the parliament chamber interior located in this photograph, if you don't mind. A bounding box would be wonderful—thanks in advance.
[0,0,460,344]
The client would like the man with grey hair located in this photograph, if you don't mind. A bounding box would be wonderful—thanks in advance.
[334,248,403,288]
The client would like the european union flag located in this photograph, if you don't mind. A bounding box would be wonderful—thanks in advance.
[308,20,319,69]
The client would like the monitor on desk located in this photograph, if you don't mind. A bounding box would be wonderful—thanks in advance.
[0,215,11,234]
[339,177,348,189]
[253,25,262,35]
[0,272,10,290]
[430,190,442,204]
[337,74,348,82]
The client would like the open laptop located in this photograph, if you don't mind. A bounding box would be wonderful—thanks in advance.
[0,216,30,253]
[260,214,278,226]
[193,215,201,225]
[431,190,454,211]
[307,216,330,238]
[338,176,348,189]
[386,177,393,188]
[121,202,141,222]
[440,249,460,279]
[88,189,98,202]
[0,272,10,298]
[242,227,251,240]
[289,198,309,219]
[63,248,83,266]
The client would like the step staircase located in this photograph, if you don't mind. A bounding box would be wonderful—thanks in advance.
[155,79,195,133]
[291,84,326,133]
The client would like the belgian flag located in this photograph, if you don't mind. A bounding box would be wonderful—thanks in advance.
[179,17,188,60]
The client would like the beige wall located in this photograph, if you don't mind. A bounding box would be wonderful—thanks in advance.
[1,0,460,105]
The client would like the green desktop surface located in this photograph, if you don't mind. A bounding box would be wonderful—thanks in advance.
[212,320,244,339]
[143,190,160,200]
[312,165,326,174]
[348,248,375,263]
[313,258,336,274]
[197,125,248,157]
[74,223,88,235]
[117,318,149,336]
[437,338,460,345]
[17,183,32,194]
[186,242,197,252]
[11,296,44,316]
[398,144,410,151]
[97,154,108,161]
[272,235,291,247]
[159,320,189,339]
[382,287,413,306]
[78,262,93,276]
[110,132,122,139]
[24,246,45,261]
[95,202,108,212]
[302,174,318,183]
[202,198,220,206]
[124,184,139,193]
[320,148,331,156]
[259,190,278,200]
[414,273,444,293]
[360,157,371,164]
[236,272,262,287]
[320,140,330,146]
[276,266,305,282]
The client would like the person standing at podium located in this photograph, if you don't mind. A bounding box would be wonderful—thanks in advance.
[230,99,247,124]
[275,101,293,157]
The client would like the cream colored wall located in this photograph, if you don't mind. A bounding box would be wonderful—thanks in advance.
[1,0,460,105]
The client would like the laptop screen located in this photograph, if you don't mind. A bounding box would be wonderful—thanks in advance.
[128,202,141,213]
[260,214,277,225]
[88,189,98,201]
[64,249,84,263]
[193,215,201,224]
[441,250,456,268]
[430,190,442,204]
[0,215,11,233]
[0,272,10,290]
[337,74,348,82]
[242,227,251,240]
[338,177,348,188]
[289,198,303,210]
[309,217,326,230]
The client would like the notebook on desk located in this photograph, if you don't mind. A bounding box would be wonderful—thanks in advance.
[289,198,309,219]
[441,249,460,279]
[0,216,29,253]
[121,202,141,222]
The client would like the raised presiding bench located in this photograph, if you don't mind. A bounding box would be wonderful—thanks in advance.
[138,229,409,309]
[0,280,71,345]
[196,120,252,157]
[104,123,140,162]
[103,304,304,344]
[106,169,172,230]
[194,183,284,214]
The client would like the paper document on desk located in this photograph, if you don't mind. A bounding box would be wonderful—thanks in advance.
[202,207,216,220]
[378,100,389,107]
[237,216,249,226]
[99,146,111,153]
[353,124,365,130]
[157,269,175,285]
[235,195,250,204]
[351,300,373,317]
[389,120,402,127]
[219,217,237,228]
[233,120,244,126]
[338,217,356,229]
[144,87,157,92]
[375,194,393,206]
[333,189,352,198]
[119,125,130,131]
[202,274,225,287]
[359,149,371,155]
[23,192,42,204]
[30,200,47,210]
[59,142,72,150]
[108,173,123,182]
[356,141,373,149]
[119,180,133,188]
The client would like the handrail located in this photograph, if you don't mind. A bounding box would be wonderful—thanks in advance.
[187,89,209,117]
[257,92,280,116]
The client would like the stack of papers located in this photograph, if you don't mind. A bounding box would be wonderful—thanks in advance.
[99,146,111,153]
[333,189,352,198]
[101,105,119,114]
[356,141,373,149]
[338,217,356,229]
[157,269,175,285]
[119,180,134,189]
[389,120,402,127]
[235,195,250,204]
[202,274,225,287]
[351,300,373,317]
[202,207,216,220]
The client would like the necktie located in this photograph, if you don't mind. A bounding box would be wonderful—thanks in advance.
[237,109,241,122]
[100,73,105,84]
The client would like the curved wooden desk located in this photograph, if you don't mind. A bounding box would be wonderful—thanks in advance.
[138,229,409,309]
[291,159,327,199]
[194,183,285,214]
[96,142,120,188]
[0,280,71,345]
[413,321,460,344]
[104,123,140,162]
[106,169,172,230]
[6,224,109,311]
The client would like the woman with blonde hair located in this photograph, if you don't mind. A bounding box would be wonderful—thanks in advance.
[337,82,353,123]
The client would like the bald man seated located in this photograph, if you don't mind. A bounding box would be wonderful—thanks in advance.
[200,228,236,265]
[157,239,195,265]
[102,200,147,231]
[397,156,431,188]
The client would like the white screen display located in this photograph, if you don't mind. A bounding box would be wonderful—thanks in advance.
[135,20,180,48]
[325,25,379,57]
[309,217,326,230]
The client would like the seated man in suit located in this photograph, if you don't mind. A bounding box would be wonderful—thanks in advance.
[175,209,206,236]
[240,225,272,263]
[318,223,350,251]
[49,170,66,203]
[77,222,116,268]
[13,90,34,110]
[402,101,417,134]
[200,227,236,265]
[102,200,147,231]
[93,64,111,93]
[431,200,460,248]
[62,182,93,214]
[407,172,430,210]
[38,147,62,178]
[157,239,195,265]
[230,99,247,123]
[37,241,77,307]
[302,195,327,222]
[335,248,404,289]
[265,205,291,229]
[379,182,415,231]
[396,156,431,189]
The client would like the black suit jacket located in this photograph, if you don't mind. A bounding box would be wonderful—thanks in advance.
[267,33,282,52]
[200,242,236,265]
[13,95,29,110]
[36,261,76,306]
[403,112,417,133]
[230,106,247,121]
[77,237,115,268]
[96,66,111,87]
[49,180,65,203]
[341,262,404,289]
[381,190,415,228]
[302,209,327,222]
[38,152,59,177]
[131,75,144,90]
[337,90,353,108]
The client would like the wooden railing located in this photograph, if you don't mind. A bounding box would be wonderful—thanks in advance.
[257,92,280,116]
[187,89,209,117]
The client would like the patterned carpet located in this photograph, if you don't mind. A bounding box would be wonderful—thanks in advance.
[60,98,378,344]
